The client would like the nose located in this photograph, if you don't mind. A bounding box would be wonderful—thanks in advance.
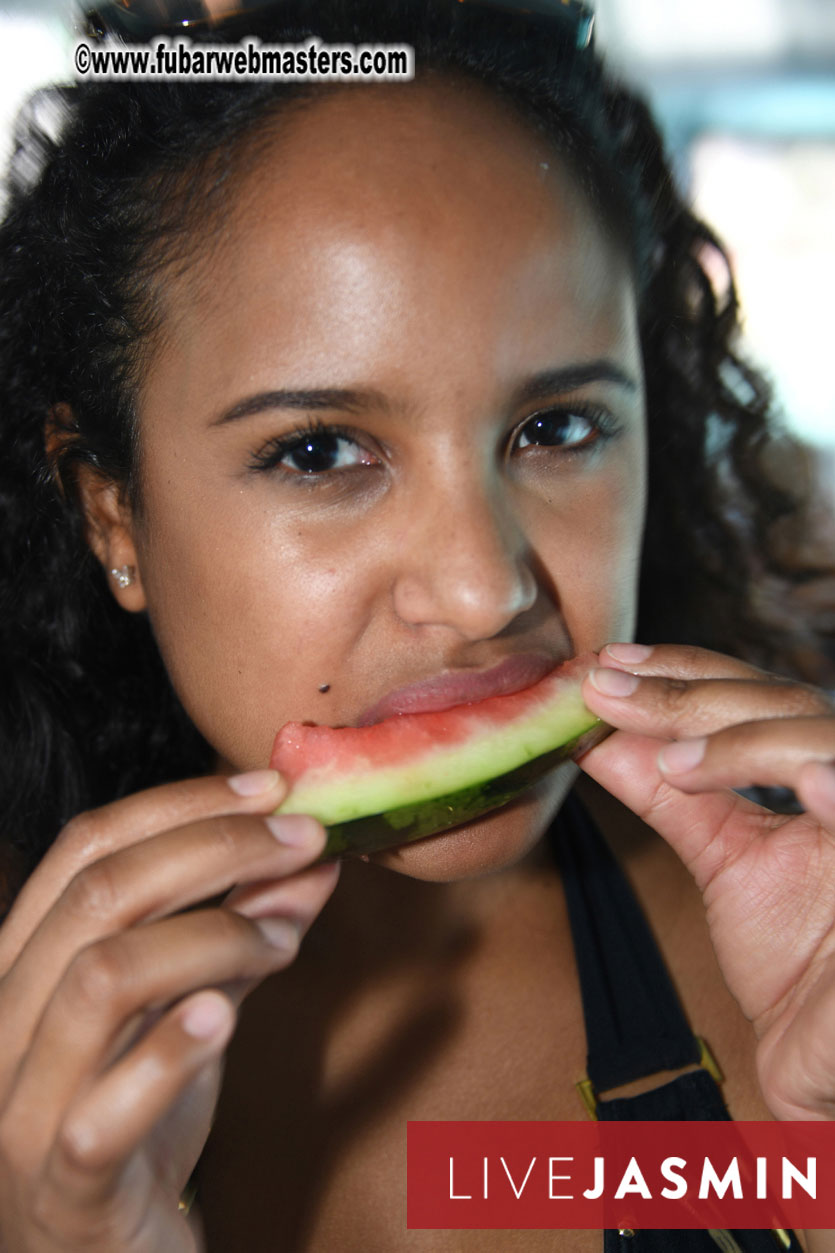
[391,468,539,641]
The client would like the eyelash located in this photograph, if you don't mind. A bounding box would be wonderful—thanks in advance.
[246,405,621,478]
[247,419,371,475]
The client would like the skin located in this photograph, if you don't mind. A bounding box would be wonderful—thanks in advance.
[87,79,647,882]
[0,79,834,1252]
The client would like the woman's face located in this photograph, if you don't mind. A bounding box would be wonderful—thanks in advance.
[107,80,647,880]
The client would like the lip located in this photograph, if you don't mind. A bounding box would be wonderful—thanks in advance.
[356,652,561,726]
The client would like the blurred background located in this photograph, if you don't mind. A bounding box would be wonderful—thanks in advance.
[1,0,833,488]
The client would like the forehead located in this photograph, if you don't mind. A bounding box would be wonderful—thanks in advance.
[147,79,637,410]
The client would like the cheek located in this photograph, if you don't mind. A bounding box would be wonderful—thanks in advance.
[533,445,646,647]
[131,482,377,769]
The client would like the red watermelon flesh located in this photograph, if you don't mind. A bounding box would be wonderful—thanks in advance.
[270,653,608,857]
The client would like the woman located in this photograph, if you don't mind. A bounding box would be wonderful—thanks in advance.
[0,1,833,1249]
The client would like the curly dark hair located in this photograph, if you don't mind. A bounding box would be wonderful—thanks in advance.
[0,0,826,895]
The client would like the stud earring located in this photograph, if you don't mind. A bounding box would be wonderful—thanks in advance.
[110,565,136,589]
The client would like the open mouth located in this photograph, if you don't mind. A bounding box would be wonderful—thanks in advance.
[271,653,608,859]
[355,652,560,726]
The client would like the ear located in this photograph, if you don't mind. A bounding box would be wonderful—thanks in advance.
[75,467,148,612]
[45,406,148,613]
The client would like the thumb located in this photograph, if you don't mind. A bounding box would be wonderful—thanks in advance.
[578,729,770,892]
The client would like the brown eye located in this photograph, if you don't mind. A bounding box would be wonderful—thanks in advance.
[250,424,379,475]
[515,409,597,450]
[282,431,365,473]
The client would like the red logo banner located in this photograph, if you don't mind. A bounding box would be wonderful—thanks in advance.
[407,1121,835,1230]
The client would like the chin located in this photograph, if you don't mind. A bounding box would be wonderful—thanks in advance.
[366,763,578,882]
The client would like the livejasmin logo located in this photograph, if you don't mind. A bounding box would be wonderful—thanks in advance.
[407,1121,834,1230]
[448,1152,815,1203]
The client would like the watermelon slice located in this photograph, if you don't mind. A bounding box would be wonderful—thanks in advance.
[270,654,608,857]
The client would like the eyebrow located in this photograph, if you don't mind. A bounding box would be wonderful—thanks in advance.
[515,361,639,406]
[211,360,638,427]
[212,387,380,426]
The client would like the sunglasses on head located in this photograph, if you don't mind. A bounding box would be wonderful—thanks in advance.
[81,0,595,49]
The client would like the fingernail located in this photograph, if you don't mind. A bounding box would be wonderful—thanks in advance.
[227,769,281,797]
[180,992,231,1040]
[255,916,300,950]
[589,667,639,697]
[605,643,653,665]
[802,761,835,807]
[658,738,707,774]
[265,814,323,848]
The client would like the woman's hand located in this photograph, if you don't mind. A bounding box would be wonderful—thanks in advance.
[580,643,835,1123]
[0,770,339,1252]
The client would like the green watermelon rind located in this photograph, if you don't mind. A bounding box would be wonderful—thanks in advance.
[275,682,603,837]
[319,721,607,857]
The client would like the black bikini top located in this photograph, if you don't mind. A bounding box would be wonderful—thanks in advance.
[554,795,800,1253]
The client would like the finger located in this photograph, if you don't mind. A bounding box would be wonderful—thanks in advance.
[44,990,235,1215]
[580,729,824,1024]
[207,858,342,1002]
[599,642,773,681]
[582,668,832,742]
[0,812,324,1079]
[796,762,835,834]
[225,857,341,921]
[579,729,775,892]
[201,858,342,1013]
[0,769,288,969]
[655,718,835,800]
[4,885,329,1163]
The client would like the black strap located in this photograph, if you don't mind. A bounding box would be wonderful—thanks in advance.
[553,796,802,1253]
[553,795,700,1092]
[599,1071,797,1253]
[549,801,797,1253]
